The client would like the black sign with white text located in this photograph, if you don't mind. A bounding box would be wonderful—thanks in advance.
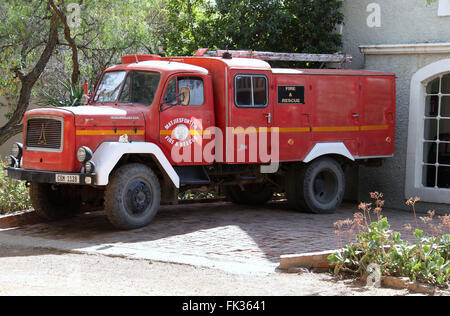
[277,85,305,104]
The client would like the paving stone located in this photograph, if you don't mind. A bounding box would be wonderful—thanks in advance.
[0,201,423,273]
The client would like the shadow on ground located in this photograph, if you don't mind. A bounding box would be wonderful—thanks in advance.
[0,201,418,272]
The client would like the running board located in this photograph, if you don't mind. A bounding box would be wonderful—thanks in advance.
[173,166,211,185]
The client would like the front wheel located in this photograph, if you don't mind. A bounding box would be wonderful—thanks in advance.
[105,163,161,230]
[286,157,345,214]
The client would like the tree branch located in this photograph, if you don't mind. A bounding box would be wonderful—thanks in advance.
[49,0,80,84]
[0,13,59,146]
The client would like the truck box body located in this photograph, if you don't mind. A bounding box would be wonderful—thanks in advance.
[180,57,396,164]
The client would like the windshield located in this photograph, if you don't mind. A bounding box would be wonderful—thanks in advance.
[93,71,126,103]
[119,71,161,106]
[93,70,161,106]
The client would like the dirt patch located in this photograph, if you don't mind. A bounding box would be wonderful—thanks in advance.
[0,246,437,296]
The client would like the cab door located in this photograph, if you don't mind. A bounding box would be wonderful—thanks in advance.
[159,74,214,165]
[228,71,274,164]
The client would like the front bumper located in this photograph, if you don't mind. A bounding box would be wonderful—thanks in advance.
[4,167,96,186]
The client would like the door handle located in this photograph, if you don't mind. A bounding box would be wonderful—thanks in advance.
[352,113,360,118]
[265,113,272,124]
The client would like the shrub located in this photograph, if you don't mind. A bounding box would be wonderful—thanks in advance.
[178,190,220,200]
[39,80,85,107]
[0,162,32,214]
[328,193,450,288]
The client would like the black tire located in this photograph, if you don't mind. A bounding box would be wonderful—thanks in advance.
[286,157,345,214]
[224,183,274,205]
[105,163,161,230]
[30,183,82,220]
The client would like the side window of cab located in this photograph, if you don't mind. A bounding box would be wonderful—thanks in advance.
[163,76,204,106]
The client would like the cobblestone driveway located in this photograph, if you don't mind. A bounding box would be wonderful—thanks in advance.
[0,201,421,274]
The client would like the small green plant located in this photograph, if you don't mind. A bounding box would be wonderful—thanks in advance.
[178,190,220,200]
[328,193,450,288]
[39,80,85,107]
[0,162,32,214]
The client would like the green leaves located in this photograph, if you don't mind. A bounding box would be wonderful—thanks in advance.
[0,164,32,214]
[329,214,450,288]
[39,80,85,107]
[0,0,164,115]
[162,0,344,61]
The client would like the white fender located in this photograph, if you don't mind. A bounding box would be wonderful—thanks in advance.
[91,142,180,188]
[303,142,355,163]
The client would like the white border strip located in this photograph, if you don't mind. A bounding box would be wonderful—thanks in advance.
[360,43,450,55]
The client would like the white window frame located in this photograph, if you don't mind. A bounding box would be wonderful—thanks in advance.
[438,0,450,17]
[406,59,450,203]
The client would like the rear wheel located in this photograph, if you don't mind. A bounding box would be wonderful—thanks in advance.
[224,183,274,205]
[30,183,82,220]
[286,157,345,214]
[105,163,161,230]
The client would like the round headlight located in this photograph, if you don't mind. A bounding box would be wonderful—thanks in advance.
[11,142,23,159]
[77,146,92,163]
[84,161,95,173]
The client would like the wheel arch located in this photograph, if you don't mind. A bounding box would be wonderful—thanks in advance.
[302,142,355,164]
[91,142,180,188]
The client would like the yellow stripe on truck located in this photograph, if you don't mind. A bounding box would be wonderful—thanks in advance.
[231,125,388,134]
[157,125,389,136]
[76,130,145,136]
[360,125,389,131]
[159,130,211,136]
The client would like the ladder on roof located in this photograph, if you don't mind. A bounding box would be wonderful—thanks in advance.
[194,48,352,66]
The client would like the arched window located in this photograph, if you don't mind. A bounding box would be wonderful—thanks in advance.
[406,59,450,204]
[439,0,450,17]
[423,74,450,189]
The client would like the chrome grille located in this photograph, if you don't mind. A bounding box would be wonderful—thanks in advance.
[26,118,63,151]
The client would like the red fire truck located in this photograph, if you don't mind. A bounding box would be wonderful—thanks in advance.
[4,50,396,229]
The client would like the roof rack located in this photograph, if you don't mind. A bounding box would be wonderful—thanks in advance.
[194,48,352,65]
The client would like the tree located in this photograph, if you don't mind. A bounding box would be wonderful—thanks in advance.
[282,0,343,54]
[0,0,166,146]
[0,1,59,145]
[163,0,215,56]
[0,0,345,146]
[212,0,292,52]
[162,0,344,57]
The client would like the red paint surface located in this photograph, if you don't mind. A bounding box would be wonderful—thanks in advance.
[20,55,396,172]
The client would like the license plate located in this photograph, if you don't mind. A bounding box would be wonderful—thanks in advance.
[56,174,80,184]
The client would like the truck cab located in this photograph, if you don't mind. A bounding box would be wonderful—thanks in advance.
[5,51,396,230]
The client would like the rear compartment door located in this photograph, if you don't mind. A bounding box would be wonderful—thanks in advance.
[359,75,396,157]
[310,75,361,157]
[273,73,311,161]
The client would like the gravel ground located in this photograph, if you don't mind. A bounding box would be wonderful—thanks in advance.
[0,246,437,296]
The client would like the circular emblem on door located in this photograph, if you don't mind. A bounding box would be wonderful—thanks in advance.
[172,124,190,141]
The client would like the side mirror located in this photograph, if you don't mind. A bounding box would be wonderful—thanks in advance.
[179,87,191,106]
[83,93,93,105]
